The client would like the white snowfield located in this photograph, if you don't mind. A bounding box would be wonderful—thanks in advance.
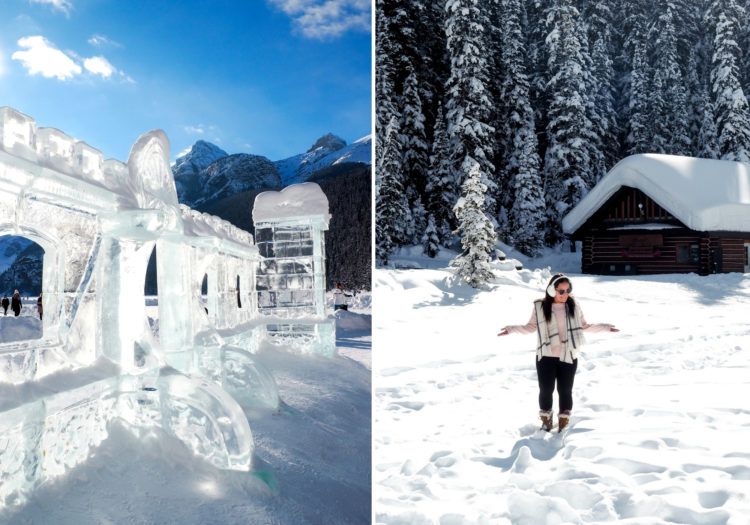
[563,154,750,233]
[374,251,750,524]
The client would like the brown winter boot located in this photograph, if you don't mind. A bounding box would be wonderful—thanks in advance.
[558,412,570,432]
[539,410,553,431]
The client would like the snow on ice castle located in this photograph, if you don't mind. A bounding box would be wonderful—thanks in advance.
[0,106,334,506]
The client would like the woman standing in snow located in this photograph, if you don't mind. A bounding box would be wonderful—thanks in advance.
[497,274,619,432]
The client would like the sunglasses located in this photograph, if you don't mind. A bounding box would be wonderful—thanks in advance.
[556,288,571,295]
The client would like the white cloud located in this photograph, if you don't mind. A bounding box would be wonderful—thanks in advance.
[29,0,72,15]
[83,56,115,78]
[11,35,81,80]
[268,0,370,39]
[12,35,132,83]
[184,125,205,135]
[88,34,122,48]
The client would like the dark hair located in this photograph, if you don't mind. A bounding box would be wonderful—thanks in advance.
[541,274,575,322]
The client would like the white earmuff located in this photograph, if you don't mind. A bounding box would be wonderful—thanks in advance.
[546,275,572,298]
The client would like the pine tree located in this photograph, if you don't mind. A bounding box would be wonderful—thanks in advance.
[444,0,498,215]
[699,98,721,158]
[425,102,457,246]
[498,0,545,256]
[543,0,597,244]
[376,116,410,265]
[649,2,692,154]
[451,158,497,287]
[401,70,430,238]
[709,0,750,161]
[422,214,441,258]
[627,34,652,154]
[584,0,620,173]
[376,2,398,174]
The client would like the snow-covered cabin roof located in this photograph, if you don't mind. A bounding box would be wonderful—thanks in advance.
[562,154,750,234]
[252,182,330,224]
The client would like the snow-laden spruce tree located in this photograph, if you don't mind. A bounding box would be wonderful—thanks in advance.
[584,0,620,174]
[376,4,397,176]
[422,214,441,258]
[543,0,597,244]
[709,0,750,162]
[627,35,652,154]
[649,3,692,155]
[376,116,410,266]
[401,69,430,243]
[425,102,457,246]
[699,98,722,158]
[497,0,546,256]
[451,158,497,287]
[444,0,497,216]
[401,71,429,192]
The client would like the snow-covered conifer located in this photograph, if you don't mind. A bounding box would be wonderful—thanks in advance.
[401,70,430,197]
[497,0,545,256]
[709,0,750,161]
[699,98,721,158]
[425,102,457,246]
[451,158,497,287]
[444,0,497,215]
[422,214,441,258]
[627,35,652,154]
[376,116,410,265]
[543,0,597,244]
[649,3,692,154]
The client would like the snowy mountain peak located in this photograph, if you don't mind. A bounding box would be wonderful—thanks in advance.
[174,140,228,171]
[276,134,371,186]
[308,133,346,154]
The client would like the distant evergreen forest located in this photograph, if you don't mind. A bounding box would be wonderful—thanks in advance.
[376,0,750,286]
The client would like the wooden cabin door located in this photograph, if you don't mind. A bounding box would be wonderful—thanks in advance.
[745,243,750,273]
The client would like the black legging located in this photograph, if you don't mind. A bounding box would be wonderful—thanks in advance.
[536,356,578,413]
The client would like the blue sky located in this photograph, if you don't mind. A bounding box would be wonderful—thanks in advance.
[0,0,371,161]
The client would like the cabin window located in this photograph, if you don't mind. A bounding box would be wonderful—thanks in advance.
[619,234,663,258]
[677,243,700,264]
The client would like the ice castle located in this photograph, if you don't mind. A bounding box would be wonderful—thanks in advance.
[0,107,334,507]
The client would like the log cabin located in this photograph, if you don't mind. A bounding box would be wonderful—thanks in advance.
[562,154,750,275]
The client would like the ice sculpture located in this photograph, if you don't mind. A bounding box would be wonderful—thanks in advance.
[253,184,336,357]
[0,107,334,508]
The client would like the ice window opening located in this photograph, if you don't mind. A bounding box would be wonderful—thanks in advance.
[200,273,209,315]
[144,246,159,342]
[0,235,45,344]
[236,275,242,309]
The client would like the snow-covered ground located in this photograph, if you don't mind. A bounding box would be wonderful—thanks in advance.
[374,247,750,524]
[0,296,371,524]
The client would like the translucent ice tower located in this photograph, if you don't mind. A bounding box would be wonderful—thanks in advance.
[253,184,336,356]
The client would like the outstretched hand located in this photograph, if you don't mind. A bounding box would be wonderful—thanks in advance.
[497,328,509,336]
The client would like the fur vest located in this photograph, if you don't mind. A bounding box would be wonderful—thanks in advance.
[532,299,587,364]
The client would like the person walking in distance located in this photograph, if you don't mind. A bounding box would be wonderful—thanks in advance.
[498,274,619,432]
[333,282,351,311]
[37,292,43,321]
[1,295,8,315]
[11,289,22,317]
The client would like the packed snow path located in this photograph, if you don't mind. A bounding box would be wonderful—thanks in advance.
[375,264,750,524]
